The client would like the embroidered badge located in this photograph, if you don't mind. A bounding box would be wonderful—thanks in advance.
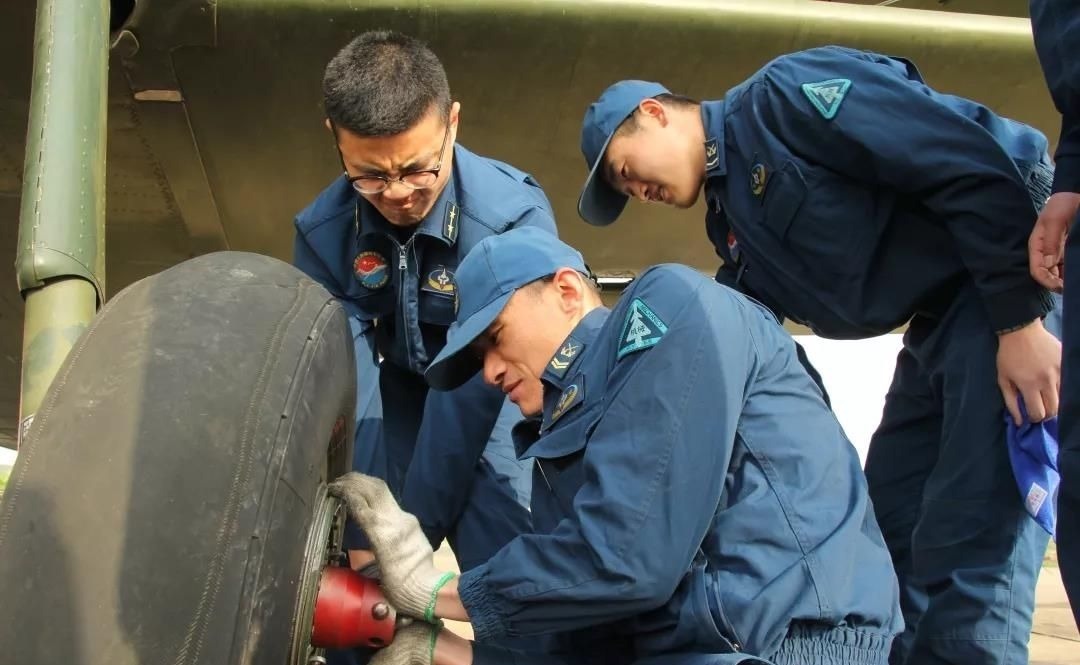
[547,336,585,379]
[618,298,668,359]
[750,163,768,197]
[426,266,456,294]
[801,78,852,120]
[353,251,390,290]
[443,202,460,244]
[727,229,741,264]
[549,381,584,426]
[704,138,720,170]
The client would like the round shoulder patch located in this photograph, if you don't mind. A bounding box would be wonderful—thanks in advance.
[750,163,767,197]
[353,251,389,290]
[427,267,456,293]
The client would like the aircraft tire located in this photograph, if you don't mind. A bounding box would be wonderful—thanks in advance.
[0,250,356,665]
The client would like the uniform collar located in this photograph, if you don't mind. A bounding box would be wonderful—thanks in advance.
[700,100,727,178]
[511,415,542,460]
[354,146,464,247]
[512,307,608,457]
[541,307,610,391]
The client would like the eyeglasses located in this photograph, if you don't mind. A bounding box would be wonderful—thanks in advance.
[343,122,452,195]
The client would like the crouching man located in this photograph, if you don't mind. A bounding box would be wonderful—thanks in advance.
[330,227,902,665]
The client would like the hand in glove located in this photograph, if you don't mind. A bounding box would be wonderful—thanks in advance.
[371,621,476,665]
[328,472,455,622]
[370,621,440,665]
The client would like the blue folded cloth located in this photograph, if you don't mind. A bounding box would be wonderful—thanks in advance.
[1004,396,1060,538]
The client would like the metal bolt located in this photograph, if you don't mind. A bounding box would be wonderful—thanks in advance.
[372,602,390,620]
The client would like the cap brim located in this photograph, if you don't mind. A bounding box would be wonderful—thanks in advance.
[425,292,513,391]
[577,131,628,227]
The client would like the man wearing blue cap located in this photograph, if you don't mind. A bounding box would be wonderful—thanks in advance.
[328,226,902,665]
[292,31,555,662]
[575,47,1062,665]
[1029,0,1080,629]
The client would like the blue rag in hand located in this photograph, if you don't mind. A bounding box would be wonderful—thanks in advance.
[1004,396,1060,538]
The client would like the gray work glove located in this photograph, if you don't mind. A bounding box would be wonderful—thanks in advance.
[371,621,440,665]
[327,472,455,622]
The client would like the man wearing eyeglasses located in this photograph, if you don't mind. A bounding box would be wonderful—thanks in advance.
[292,30,557,655]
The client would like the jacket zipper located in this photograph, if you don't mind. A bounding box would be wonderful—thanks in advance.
[395,234,417,369]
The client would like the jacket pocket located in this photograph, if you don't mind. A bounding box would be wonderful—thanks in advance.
[418,290,455,326]
[759,160,880,288]
[759,161,805,242]
[629,558,743,657]
[525,407,598,516]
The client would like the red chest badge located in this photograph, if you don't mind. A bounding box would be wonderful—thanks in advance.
[353,251,389,290]
[727,230,741,264]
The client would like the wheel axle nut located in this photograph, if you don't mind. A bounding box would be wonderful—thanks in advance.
[372,602,389,620]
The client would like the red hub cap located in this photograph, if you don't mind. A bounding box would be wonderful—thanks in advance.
[311,567,397,649]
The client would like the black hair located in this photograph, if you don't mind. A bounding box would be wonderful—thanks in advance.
[615,93,701,136]
[322,30,452,136]
[524,269,600,296]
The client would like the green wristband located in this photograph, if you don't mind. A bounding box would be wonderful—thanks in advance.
[424,572,457,624]
[427,622,439,663]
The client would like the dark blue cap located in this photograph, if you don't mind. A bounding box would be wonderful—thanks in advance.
[425,227,588,390]
[578,80,670,226]
[1005,396,1060,537]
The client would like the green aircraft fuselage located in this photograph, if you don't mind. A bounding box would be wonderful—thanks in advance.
[0,0,1058,448]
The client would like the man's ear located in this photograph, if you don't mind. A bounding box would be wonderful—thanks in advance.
[324,118,333,132]
[448,101,463,143]
[552,267,588,314]
[638,98,668,127]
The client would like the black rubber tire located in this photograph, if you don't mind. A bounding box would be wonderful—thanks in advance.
[0,251,355,664]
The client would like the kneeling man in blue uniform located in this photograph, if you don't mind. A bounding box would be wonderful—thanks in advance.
[328,227,902,665]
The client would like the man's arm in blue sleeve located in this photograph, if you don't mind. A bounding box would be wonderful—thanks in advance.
[455,278,753,641]
[512,204,559,235]
[757,48,1053,333]
[293,227,338,290]
[1032,0,1080,194]
[399,373,522,549]
[294,226,370,324]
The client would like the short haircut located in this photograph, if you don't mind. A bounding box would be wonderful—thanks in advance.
[615,93,700,137]
[522,269,600,297]
[322,30,452,137]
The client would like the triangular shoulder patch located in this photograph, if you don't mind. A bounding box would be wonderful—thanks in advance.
[801,78,852,120]
[617,298,668,359]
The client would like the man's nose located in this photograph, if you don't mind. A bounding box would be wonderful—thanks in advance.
[482,351,505,387]
[380,180,413,202]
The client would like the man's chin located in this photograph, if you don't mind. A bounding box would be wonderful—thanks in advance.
[674,191,701,210]
[372,202,434,227]
[517,402,542,419]
[380,211,425,227]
